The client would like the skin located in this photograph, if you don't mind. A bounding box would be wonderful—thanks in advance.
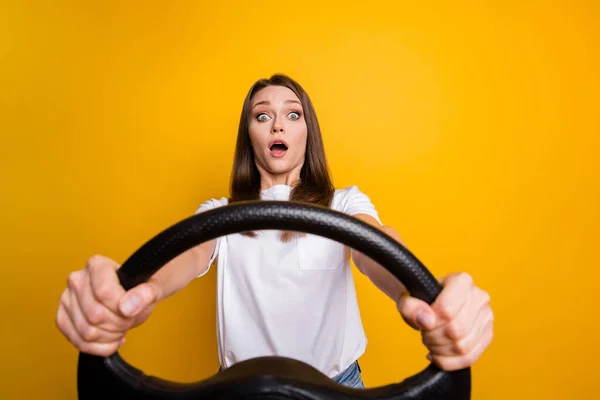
[248,85,307,189]
[56,85,494,371]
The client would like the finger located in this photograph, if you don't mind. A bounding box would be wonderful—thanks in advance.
[70,284,124,343]
[430,273,473,324]
[56,302,82,347]
[56,289,75,341]
[428,318,494,371]
[86,255,126,313]
[130,303,156,329]
[397,291,437,331]
[118,280,160,318]
[57,297,125,357]
[443,286,491,342]
[423,285,490,347]
[424,305,494,356]
[69,263,129,333]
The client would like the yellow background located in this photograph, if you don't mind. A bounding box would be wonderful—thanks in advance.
[1,1,598,399]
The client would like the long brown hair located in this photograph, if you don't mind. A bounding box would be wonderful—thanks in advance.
[229,74,335,240]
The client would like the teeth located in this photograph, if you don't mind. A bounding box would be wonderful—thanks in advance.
[270,140,287,152]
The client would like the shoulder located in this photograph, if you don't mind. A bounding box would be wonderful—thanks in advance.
[333,185,369,200]
[194,196,229,214]
[332,185,372,204]
[332,185,382,225]
[332,185,378,213]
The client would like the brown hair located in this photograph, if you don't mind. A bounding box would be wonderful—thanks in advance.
[229,74,335,240]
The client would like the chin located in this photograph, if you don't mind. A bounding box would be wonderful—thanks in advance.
[265,162,300,175]
[267,166,294,175]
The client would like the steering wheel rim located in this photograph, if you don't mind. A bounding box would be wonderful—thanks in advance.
[77,200,471,399]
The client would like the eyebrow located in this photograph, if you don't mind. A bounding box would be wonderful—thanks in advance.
[252,100,301,109]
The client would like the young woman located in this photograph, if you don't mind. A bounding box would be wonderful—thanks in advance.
[56,74,494,389]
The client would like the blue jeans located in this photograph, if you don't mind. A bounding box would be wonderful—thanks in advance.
[218,360,365,389]
[332,361,365,389]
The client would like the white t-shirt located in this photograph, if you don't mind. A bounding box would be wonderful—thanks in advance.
[194,184,382,378]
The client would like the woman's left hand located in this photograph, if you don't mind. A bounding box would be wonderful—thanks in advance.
[396,272,494,371]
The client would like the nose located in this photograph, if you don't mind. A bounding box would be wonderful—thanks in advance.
[272,118,284,134]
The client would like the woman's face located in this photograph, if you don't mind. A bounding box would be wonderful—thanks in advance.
[248,85,308,185]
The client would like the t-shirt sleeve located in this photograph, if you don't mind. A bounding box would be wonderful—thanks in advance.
[193,197,229,277]
[339,186,383,225]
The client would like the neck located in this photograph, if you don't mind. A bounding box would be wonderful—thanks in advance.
[257,164,302,191]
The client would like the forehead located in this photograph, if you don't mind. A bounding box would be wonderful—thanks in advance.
[251,85,301,105]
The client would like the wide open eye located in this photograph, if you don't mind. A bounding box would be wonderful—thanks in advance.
[288,111,301,120]
[257,113,270,122]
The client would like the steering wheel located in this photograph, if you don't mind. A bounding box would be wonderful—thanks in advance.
[77,200,471,399]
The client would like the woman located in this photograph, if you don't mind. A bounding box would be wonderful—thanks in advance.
[56,74,494,389]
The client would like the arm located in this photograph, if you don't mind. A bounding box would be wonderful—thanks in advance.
[350,214,407,304]
[118,238,217,327]
[145,197,226,303]
[55,238,218,357]
[145,239,217,303]
[352,215,495,372]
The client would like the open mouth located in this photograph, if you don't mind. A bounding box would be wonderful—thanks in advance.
[269,140,288,157]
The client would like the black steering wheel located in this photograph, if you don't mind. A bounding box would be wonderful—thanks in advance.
[77,200,471,399]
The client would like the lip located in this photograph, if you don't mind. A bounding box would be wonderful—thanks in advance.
[268,138,289,158]
[268,138,289,149]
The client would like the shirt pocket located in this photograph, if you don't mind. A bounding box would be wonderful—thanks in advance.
[296,233,348,271]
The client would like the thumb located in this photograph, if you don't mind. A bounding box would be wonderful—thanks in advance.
[396,292,437,331]
[118,280,160,318]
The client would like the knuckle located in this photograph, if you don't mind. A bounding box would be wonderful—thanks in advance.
[134,285,151,304]
[397,299,412,317]
[446,320,465,340]
[80,324,98,342]
[94,281,114,303]
[438,302,455,320]
[397,301,409,316]
[67,271,83,290]
[477,288,491,305]
[454,340,471,356]
[86,254,106,270]
[141,283,159,305]
[86,303,106,325]
[55,309,67,331]
[59,289,70,307]
[458,272,474,286]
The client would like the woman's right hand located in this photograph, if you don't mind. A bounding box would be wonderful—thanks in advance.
[56,254,161,357]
